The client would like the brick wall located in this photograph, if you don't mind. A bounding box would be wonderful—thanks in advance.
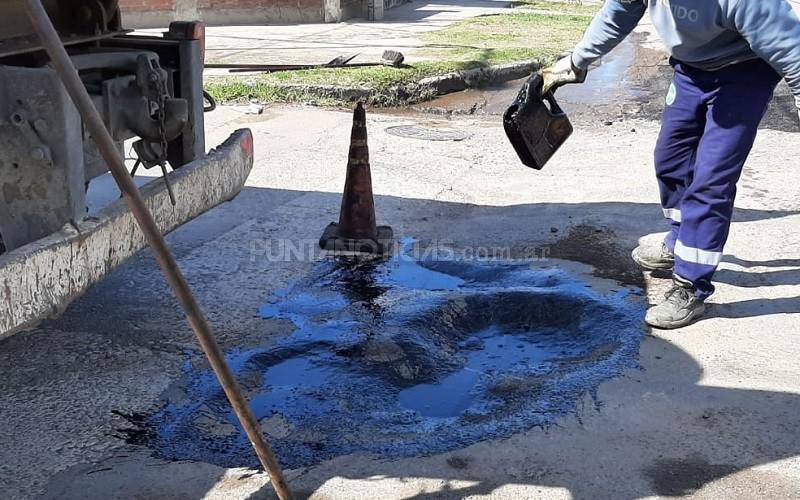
[120,0,176,12]
[119,0,409,26]
[119,0,335,26]
[119,0,329,12]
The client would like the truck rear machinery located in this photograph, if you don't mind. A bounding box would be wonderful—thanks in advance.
[0,1,254,337]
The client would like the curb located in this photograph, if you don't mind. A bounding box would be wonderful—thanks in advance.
[417,60,539,95]
[276,83,373,102]
[210,60,540,105]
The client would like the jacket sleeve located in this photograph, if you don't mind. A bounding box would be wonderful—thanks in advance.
[571,0,648,70]
[727,0,800,111]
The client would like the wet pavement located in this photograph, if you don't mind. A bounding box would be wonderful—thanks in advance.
[406,36,670,124]
[406,35,800,133]
[127,242,645,469]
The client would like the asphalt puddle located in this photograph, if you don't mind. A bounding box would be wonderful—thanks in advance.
[127,242,645,468]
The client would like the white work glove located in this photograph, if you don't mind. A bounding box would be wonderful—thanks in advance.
[541,53,587,95]
[796,95,800,128]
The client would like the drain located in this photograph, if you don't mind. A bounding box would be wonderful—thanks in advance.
[385,124,472,141]
[131,244,645,468]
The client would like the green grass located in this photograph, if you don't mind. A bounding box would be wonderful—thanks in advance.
[255,61,478,89]
[205,60,479,106]
[510,0,601,16]
[206,7,594,106]
[421,12,595,65]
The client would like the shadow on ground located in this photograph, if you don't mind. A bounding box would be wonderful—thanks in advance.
[243,335,800,499]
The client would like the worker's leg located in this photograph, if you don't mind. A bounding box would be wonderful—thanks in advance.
[646,59,781,329]
[673,59,782,299]
[632,63,705,271]
[654,63,705,251]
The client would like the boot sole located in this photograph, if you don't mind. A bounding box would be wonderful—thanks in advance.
[645,304,706,330]
[631,249,674,271]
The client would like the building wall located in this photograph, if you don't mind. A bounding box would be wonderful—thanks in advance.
[119,0,406,27]
[339,0,368,21]
[120,0,328,27]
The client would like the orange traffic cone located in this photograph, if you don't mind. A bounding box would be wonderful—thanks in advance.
[319,102,393,254]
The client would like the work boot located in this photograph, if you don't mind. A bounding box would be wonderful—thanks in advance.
[632,241,675,271]
[645,281,706,329]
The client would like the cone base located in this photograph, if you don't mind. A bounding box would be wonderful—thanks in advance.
[319,223,394,255]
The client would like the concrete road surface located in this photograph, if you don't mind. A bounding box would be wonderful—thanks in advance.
[3,19,800,500]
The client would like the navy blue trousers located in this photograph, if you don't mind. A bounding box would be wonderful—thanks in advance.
[655,58,781,299]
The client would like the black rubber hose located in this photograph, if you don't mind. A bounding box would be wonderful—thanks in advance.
[203,90,217,112]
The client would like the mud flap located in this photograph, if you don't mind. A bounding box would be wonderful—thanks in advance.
[0,129,254,339]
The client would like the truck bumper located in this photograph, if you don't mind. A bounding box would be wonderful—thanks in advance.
[0,128,254,339]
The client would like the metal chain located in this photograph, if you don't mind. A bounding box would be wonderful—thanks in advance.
[153,70,169,167]
[144,68,176,205]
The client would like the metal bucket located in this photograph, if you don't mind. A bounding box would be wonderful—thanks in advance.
[503,73,573,170]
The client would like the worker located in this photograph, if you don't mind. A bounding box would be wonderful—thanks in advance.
[542,0,800,329]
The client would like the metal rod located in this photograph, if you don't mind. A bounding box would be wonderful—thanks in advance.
[206,55,399,73]
[22,2,294,499]
[205,63,316,70]
[226,62,392,73]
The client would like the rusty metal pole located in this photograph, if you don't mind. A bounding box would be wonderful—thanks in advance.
[22,2,293,498]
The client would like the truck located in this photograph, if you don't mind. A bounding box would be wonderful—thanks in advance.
[0,0,254,338]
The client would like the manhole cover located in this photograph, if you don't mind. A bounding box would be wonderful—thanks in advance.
[125,242,644,468]
[385,124,472,141]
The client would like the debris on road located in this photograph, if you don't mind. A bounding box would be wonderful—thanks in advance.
[230,103,265,115]
[206,50,406,73]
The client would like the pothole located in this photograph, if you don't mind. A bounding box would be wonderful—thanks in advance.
[125,244,645,468]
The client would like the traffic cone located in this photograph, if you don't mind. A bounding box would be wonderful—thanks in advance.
[319,102,393,254]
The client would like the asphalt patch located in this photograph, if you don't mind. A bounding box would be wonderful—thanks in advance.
[128,244,645,468]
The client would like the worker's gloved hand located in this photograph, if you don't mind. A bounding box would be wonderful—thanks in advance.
[541,53,587,95]
[795,96,800,129]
